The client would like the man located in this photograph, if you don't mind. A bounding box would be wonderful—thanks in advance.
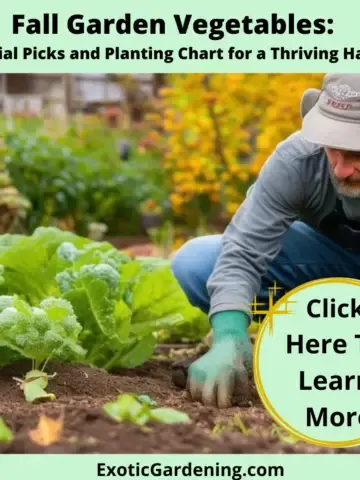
[171,73,360,408]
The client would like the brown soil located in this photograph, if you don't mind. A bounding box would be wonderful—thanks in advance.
[105,236,150,250]
[0,359,358,454]
[105,236,163,258]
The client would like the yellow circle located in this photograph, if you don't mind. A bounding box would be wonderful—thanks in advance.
[253,276,360,449]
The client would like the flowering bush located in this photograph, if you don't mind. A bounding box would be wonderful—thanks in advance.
[146,73,323,224]
[253,73,323,173]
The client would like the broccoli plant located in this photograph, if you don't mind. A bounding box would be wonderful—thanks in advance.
[0,296,85,369]
[0,227,203,383]
[0,295,85,403]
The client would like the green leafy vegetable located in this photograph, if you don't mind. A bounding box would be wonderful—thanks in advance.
[53,242,192,370]
[103,394,190,425]
[0,227,201,375]
[0,296,85,369]
[0,227,90,304]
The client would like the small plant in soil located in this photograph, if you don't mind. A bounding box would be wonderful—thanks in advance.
[0,416,13,443]
[13,370,57,403]
[212,414,249,436]
[104,393,190,426]
[271,425,299,444]
[138,394,158,406]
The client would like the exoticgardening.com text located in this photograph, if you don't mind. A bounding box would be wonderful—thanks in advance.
[97,462,285,479]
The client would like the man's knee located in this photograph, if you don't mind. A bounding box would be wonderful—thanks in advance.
[171,237,204,290]
[171,234,222,293]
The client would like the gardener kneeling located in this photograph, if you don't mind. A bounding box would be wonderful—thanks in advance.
[171,73,360,408]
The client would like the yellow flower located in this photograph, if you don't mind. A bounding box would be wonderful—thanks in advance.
[229,164,242,175]
[227,202,240,215]
[179,182,195,194]
[169,193,184,208]
[237,171,249,182]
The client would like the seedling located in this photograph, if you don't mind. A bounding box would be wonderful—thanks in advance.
[104,393,190,426]
[0,416,13,443]
[13,370,57,403]
[212,414,249,436]
[138,394,158,407]
[271,425,299,444]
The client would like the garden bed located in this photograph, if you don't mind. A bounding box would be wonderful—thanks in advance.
[1,358,359,454]
[0,227,358,455]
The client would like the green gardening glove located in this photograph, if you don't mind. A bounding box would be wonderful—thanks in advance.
[187,310,253,408]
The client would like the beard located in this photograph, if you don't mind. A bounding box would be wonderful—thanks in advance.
[329,167,360,198]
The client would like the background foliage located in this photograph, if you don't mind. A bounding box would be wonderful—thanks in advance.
[145,73,323,225]
[0,115,170,236]
[0,73,324,238]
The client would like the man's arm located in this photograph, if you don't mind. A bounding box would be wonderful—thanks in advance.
[207,147,306,318]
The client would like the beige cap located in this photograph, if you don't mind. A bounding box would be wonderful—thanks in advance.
[301,74,360,151]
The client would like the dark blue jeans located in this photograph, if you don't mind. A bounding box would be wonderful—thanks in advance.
[171,221,360,317]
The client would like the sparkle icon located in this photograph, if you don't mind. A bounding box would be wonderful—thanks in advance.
[249,281,296,334]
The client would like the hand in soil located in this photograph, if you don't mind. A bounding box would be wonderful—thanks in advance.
[187,336,253,408]
[171,355,201,389]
